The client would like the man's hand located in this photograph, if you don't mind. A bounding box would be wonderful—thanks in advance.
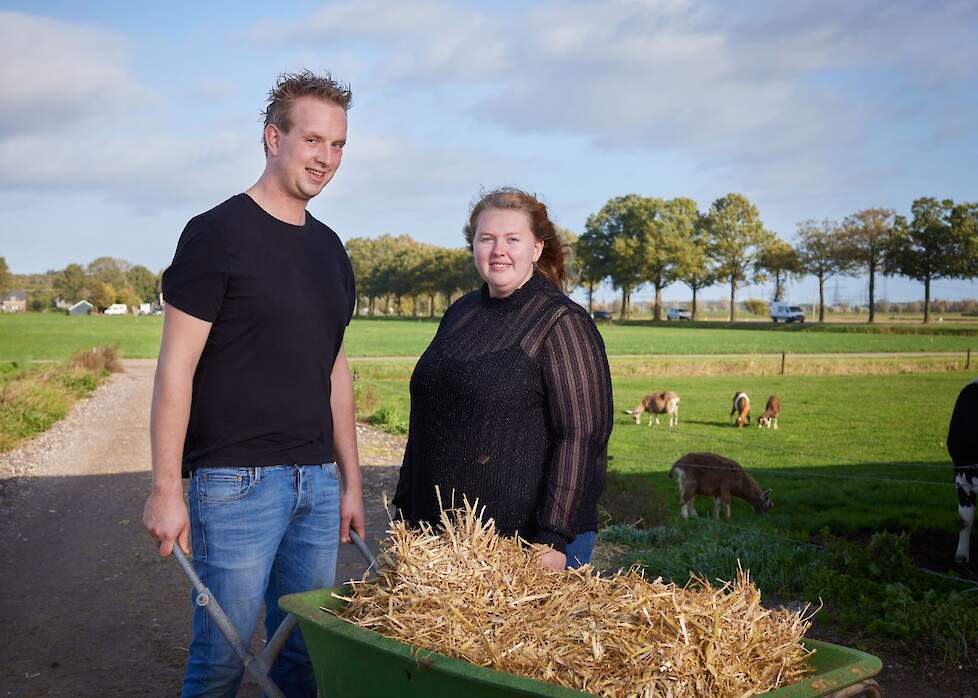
[340,486,365,544]
[532,544,567,571]
[143,486,190,557]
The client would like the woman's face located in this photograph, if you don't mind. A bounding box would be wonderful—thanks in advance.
[473,208,543,298]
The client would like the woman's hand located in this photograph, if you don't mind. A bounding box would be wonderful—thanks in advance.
[531,544,567,571]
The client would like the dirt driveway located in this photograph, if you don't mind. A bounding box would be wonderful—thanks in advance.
[0,360,972,696]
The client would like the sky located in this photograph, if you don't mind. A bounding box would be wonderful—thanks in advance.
[1,0,977,306]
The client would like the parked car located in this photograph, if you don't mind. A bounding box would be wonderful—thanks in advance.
[770,302,805,323]
[103,303,128,316]
[592,310,613,320]
[666,307,692,321]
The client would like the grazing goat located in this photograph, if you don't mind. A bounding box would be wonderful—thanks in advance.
[730,391,750,428]
[669,452,773,519]
[625,391,680,427]
[758,395,781,429]
[948,380,978,563]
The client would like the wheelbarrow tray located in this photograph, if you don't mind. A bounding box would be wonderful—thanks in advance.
[280,586,881,697]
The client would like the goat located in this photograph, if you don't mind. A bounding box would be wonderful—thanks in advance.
[669,452,773,519]
[730,391,750,428]
[758,395,781,429]
[624,391,680,427]
[948,380,978,563]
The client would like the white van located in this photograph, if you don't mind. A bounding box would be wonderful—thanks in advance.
[104,303,128,316]
[770,302,805,323]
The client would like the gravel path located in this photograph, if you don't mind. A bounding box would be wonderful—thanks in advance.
[0,359,405,697]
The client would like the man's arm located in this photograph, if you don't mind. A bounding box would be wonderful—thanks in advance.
[330,344,365,543]
[142,305,211,557]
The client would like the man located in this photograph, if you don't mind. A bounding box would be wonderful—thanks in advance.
[142,71,365,697]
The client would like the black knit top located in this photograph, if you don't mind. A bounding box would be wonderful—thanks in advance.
[392,272,613,553]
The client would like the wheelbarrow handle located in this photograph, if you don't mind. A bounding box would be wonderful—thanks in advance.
[171,547,286,698]
[349,529,379,571]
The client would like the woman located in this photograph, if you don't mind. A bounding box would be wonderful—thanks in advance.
[392,188,613,570]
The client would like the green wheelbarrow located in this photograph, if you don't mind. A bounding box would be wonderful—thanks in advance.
[279,586,884,698]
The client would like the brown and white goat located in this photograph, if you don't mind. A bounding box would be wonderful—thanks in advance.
[758,395,781,429]
[625,391,680,427]
[730,391,750,427]
[669,452,773,519]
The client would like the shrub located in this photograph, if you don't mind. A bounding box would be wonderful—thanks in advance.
[366,406,408,435]
[743,299,770,316]
[71,345,123,373]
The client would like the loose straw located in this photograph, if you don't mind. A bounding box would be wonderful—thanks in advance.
[335,495,815,697]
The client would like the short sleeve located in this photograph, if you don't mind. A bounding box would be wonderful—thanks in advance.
[161,217,228,322]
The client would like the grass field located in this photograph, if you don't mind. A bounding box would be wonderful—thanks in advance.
[3,313,977,361]
[352,360,965,537]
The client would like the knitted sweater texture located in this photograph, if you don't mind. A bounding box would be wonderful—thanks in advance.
[392,273,613,553]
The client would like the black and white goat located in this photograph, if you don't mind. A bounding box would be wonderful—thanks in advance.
[948,379,978,564]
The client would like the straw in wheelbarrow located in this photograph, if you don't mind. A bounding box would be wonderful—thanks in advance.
[334,495,816,698]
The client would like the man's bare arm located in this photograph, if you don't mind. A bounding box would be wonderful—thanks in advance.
[142,305,211,557]
[330,345,364,543]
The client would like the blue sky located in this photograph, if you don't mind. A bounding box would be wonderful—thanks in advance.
[2,1,977,305]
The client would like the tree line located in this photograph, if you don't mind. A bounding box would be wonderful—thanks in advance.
[0,257,161,312]
[3,194,975,322]
[577,194,978,323]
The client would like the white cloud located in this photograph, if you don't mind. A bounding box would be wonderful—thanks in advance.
[0,128,260,210]
[254,0,978,187]
[0,12,150,137]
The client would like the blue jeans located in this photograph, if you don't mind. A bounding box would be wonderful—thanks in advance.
[566,530,596,569]
[182,464,340,698]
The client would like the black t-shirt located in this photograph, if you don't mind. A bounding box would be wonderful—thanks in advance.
[162,194,356,475]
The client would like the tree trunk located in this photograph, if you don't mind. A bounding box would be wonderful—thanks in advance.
[774,275,783,302]
[429,293,436,318]
[619,287,629,320]
[818,276,826,323]
[729,280,737,322]
[923,276,931,324]
[653,284,663,321]
[587,280,594,314]
[867,262,876,323]
[396,295,402,316]
[691,286,699,321]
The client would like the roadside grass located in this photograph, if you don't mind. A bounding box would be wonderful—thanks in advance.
[0,348,121,453]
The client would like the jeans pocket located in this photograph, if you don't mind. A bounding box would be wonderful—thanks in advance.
[196,467,255,503]
[322,462,339,481]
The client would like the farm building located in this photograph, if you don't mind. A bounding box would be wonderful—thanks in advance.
[67,300,94,316]
[1,290,27,313]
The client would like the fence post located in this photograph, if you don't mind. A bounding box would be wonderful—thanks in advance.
[780,351,786,375]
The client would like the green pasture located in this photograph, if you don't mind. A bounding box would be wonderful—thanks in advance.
[3,313,977,362]
[352,359,966,538]
[608,371,962,537]
[0,313,163,361]
[348,318,978,356]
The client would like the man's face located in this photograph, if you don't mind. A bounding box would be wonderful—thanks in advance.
[267,96,347,202]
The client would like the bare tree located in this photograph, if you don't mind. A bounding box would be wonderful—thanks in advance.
[796,220,851,322]
[842,208,896,323]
